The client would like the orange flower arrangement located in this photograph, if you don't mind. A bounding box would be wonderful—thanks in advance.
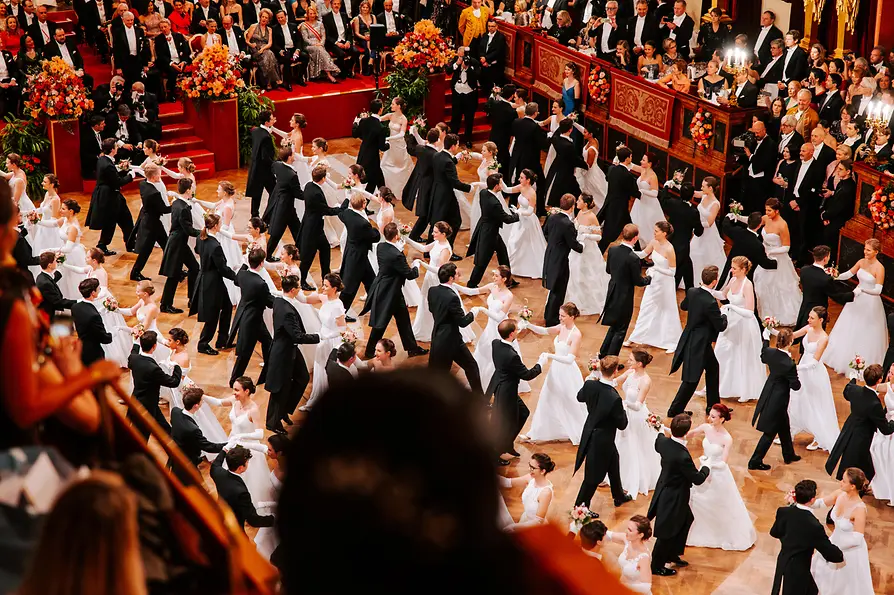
[178,44,246,100]
[24,57,93,120]
[868,180,894,230]
[393,20,455,72]
[690,107,713,152]
[587,64,610,105]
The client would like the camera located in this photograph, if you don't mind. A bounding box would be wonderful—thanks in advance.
[733,130,757,153]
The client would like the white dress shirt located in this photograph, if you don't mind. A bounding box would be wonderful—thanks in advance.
[633,15,646,47]
[668,13,685,40]
[760,55,780,78]
[779,131,793,154]
[783,46,795,75]
[600,20,614,53]
[748,137,766,177]
[39,21,51,43]
[165,35,181,62]
[125,26,138,55]
[793,158,812,198]
[383,10,396,33]
[541,0,557,29]
[333,12,346,42]
[454,65,473,94]
[57,41,74,68]
[0,52,7,80]
[225,28,240,55]
[754,25,771,56]
[96,1,107,21]
[281,23,294,48]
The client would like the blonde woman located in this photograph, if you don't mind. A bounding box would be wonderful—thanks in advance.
[300,3,340,82]
[245,8,281,89]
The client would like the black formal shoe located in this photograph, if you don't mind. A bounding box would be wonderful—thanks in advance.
[508,449,521,457]
[652,567,677,577]
[297,78,307,87]
[267,424,287,435]
[684,410,693,416]
[100,248,116,256]
[748,462,771,471]
[161,306,183,314]
[407,347,429,358]
[614,493,633,507]
[507,279,520,289]
[215,343,229,351]
[130,273,150,282]
[497,458,510,466]
[284,83,293,92]
[671,558,689,567]
[301,282,315,291]
[784,455,802,464]
[197,345,219,356]
[345,315,357,323]
[449,254,463,261]
[266,256,281,263]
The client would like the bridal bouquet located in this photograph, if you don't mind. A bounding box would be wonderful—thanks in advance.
[646,413,662,432]
[25,210,42,223]
[587,357,600,373]
[150,154,167,166]
[117,159,131,172]
[518,305,533,322]
[728,200,743,216]
[568,505,600,534]
[54,251,66,265]
[409,115,428,135]
[341,178,356,190]
[849,355,866,372]
[398,222,412,236]
[548,207,563,216]
[456,149,472,164]
[824,265,839,278]
[132,323,146,338]
[762,316,779,329]
[102,296,119,312]
[341,329,358,346]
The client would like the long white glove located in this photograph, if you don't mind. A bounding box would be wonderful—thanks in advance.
[727,304,753,318]
[651,265,674,277]
[454,283,485,296]
[639,187,658,199]
[633,250,647,259]
[766,246,790,256]
[524,322,549,335]
[387,132,404,141]
[473,306,505,322]
[517,205,535,217]
[404,237,427,253]
[59,240,78,254]
[545,352,576,364]
[704,288,726,300]
[36,218,60,227]
[203,396,224,407]
[498,476,511,488]
[230,428,264,441]
[836,531,866,551]
[627,400,642,411]
[726,212,748,223]
[797,358,819,371]
[836,270,854,281]
[862,283,884,296]
[62,263,91,275]
[578,233,601,242]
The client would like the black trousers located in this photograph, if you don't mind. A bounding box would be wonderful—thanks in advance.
[298,235,331,284]
[198,301,233,349]
[575,445,625,506]
[250,178,276,219]
[429,341,483,394]
[450,89,478,146]
[750,422,796,466]
[822,223,843,256]
[468,238,510,287]
[410,213,430,241]
[329,42,357,75]
[160,254,199,309]
[599,318,631,358]
[495,393,529,453]
[667,352,721,417]
[129,398,172,442]
[340,261,376,314]
[479,63,503,98]
[364,304,418,358]
[544,274,569,326]
[675,250,695,289]
[266,365,311,428]
[276,48,308,85]
[132,228,168,278]
[158,62,186,100]
[98,198,135,249]
[229,330,272,387]
[651,522,692,571]
[266,211,302,257]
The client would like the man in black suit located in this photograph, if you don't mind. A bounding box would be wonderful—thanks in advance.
[507,103,549,214]
[113,11,151,91]
[326,342,358,387]
[658,182,702,289]
[748,327,802,470]
[794,245,853,333]
[85,139,136,257]
[159,179,200,313]
[131,166,171,281]
[153,19,192,101]
[338,193,379,315]
[594,1,623,62]
[781,29,809,86]
[13,225,39,284]
[784,142,826,265]
[103,104,143,163]
[190,0,218,33]
[377,0,406,47]
[92,77,127,117]
[756,38,785,90]
[752,10,783,70]
[466,173,519,287]
[127,331,182,439]
[597,146,638,252]
[77,0,114,56]
[722,69,758,107]
[272,9,308,90]
[427,262,482,394]
[817,73,845,124]
[323,0,357,77]
[264,148,304,259]
[220,15,252,72]
[667,265,728,417]
[71,278,113,366]
[429,134,472,250]
[404,128,440,239]
[265,276,320,431]
[243,0,265,27]
[542,194,584,325]
[171,386,226,470]
[43,28,94,89]
[717,211,777,287]
[474,19,505,97]
[573,355,630,508]
[298,166,343,291]
[820,159,857,250]
[544,120,587,207]
[127,81,161,140]
[29,5,58,51]
[80,117,106,179]
[810,127,837,171]
[36,253,76,322]
[360,222,428,359]
[0,38,19,118]
[449,49,479,149]
[487,320,543,464]
[485,85,517,170]
[769,479,843,595]
[737,120,777,213]
[648,413,710,576]
[776,115,804,160]
[227,248,274,386]
[826,364,894,481]
[352,99,389,192]
[600,223,651,357]
[190,216,238,355]
[210,446,276,530]
[626,0,659,56]
[659,0,693,59]
[245,110,277,218]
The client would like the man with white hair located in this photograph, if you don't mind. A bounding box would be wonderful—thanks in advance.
[784,143,825,265]
[777,114,803,158]
[792,88,819,139]
[112,10,150,91]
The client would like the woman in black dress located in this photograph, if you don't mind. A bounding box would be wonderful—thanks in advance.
[696,8,730,60]
[771,144,798,203]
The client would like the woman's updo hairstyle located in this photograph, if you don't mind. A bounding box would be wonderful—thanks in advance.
[249,217,268,233]
[293,113,307,128]
[811,305,828,323]
[87,247,105,264]
[531,452,556,474]
[655,220,673,237]
[349,163,367,182]
[282,243,299,261]
[866,238,881,253]
[731,255,752,274]
[631,349,653,367]
[62,198,81,214]
[377,338,397,358]
[313,137,329,152]
[711,403,732,422]
[168,327,190,345]
[323,272,344,292]
[434,221,453,237]
[560,302,580,318]
[845,467,871,498]
[630,514,653,540]
[579,193,594,209]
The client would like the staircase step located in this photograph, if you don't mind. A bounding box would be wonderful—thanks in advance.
[163,149,216,168]
[159,106,187,124]
[158,135,206,153]
[162,122,194,139]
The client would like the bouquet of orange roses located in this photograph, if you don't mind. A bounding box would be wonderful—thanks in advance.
[690,107,713,152]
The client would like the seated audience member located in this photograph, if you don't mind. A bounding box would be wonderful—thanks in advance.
[220,14,252,72]
[169,0,192,35]
[322,0,356,78]
[43,28,93,89]
[154,18,192,102]
[2,16,25,51]
[661,37,682,69]
[613,39,636,73]
[350,0,375,77]
[547,10,575,47]
[0,36,20,117]
[718,68,757,107]
[139,0,165,37]
[272,8,307,90]
[376,0,406,49]
[191,0,218,34]
[92,76,127,116]
[15,34,40,80]
[657,58,690,93]
[245,7,282,90]
[129,81,161,140]
[104,104,144,163]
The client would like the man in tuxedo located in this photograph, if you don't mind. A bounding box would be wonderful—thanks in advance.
[352,99,389,192]
[795,245,853,336]
[44,28,94,89]
[449,48,479,149]
[573,356,630,508]
[784,142,825,265]
[13,224,39,284]
[485,85,517,170]
[78,0,114,56]
[171,387,226,472]
[541,194,584,325]
[488,320,543,464]
[245,110,277,218]
[153,19,192,101]
[600,224,652,357]
[227,248,274,386]
[430,134,472,250]
[323,0,357,78]
[298,166,343,291]
[667,265,728,417]
[404,128,440,239]
[85,139,136,257]
[475,19,505,97]
[92,76,126,117]
[544,120,587,207]
[220,15,252,72]
[243,0,266,27]
[190,0,218,33]
[756,38,785,91]
[810,127,837,171]
[103,104,143,163]
[659,0,693,59]
[507,103,548,214]
[717,212,777,286]
[648,413,710,576]
[36,253,76,322]
[29,5,58,51]
[818,73,845,124]
[264,147,304,259]
[265,275,320,432]
[127,331,182,439]
[71,278,113,366]
[753,10,783,70]
[360,223,428,358]
[594,0,623,62]
[113,11,151,91]
[658,182,702,289]
[466,173,519,287]
[127,81,161,140]
[0,36,20,117]
[159,179,200,313]
[191,217,238,355]
[780,30,809,87]
[737,120,776,213]
[626,0,658,56]
[377,0,406,48]
[820,159,857,250]
[597,146,638,252]
[339,193,379,315]
[326,342,358,387]
[826,364,894,481]
[210,446,276,530]
[272,9,308,91]
[722,68,758,108]
[769,479,843,595]
[80,117,106,179]
[130,166,171,282]
[427,262,482,394]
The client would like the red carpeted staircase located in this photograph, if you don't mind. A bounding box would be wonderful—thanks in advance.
[444,86,490,144]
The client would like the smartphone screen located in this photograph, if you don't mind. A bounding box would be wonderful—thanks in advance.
[50,314,74,340]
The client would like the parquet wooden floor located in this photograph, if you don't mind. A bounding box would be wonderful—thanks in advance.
[65,137,891,594]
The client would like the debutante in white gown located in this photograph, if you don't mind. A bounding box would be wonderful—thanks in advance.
[469,160,511,246]
[627,251,681,350]
[574,145,607,210]
[618,543,652,595]
[526,334,587,444]
[517,479,553,525]
[566,223,607,316]
[367,205,421,308]
[381,119,413,199]
[687,200,726,288]
[789,338,840,452]
[506,195,546,279]
[810,500,874,594]
[290,154,313,220]
[95,286,132,367]
[823,269,889,375]
[713,281,766,401]
[629,178,665,247]
[309,298,346,401]
[870,392,894,504]
[28,198,63,256]
[254,471,282,558]
[228,407,274,504]
[164,365,227,460]
[687,436,757,550]
[753,231,802,326]
[542,115,561,175]
[215,202,243,307]
[56,222,88,301]
[10,177,35,214]
[614,374,661,498]
[412,240,454,342]
[311,156,346,247]
[472,294,530,393]
[133,309,172,362]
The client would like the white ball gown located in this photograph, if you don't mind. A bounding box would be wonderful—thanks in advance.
[227,406,275,505]
[573,145,607,210]
[506,195,546,279]
[525,334,587,444]
[629,178,665,247]
[810,500,874,595]
[753,231,802,326]
[618,542,652,595]
[132,309,172,362]
[686,200,726,288]
[468,157,509,242]
[381,119,413,199]
[27,197,63,256]
[517,479,552,525]
[472,294,530,393]
[823,268,888,375]
[687,436,756,550]
[10,176,35,214]
[788,338,841,452]
[56,222,88,301]
[311,156,346,247]
[627,251,681,350]
[290,153,313,220]
[214,203,243,307]
[367,204,421,308]
[565,223,608,316]
[713,281,766,401]
[614,374,661,499]
[870,391,894,504]
[542,115,561,175]
[413,240,475,343]
[94,285,132,367]
[309,298,347,402]
[254,471,282,558]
